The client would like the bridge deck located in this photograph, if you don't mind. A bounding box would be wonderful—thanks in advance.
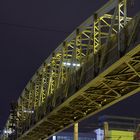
[3,0,140,139]
[18,13,140,140]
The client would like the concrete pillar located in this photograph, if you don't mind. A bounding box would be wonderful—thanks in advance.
[74,123,78,140]
[104,122,109,140]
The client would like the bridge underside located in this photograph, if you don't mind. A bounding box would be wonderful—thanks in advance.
[4,1,140,140]
[19,41,140,140]
[16,9,140,140]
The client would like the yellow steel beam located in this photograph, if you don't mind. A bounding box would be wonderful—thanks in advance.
[3,0,140,140]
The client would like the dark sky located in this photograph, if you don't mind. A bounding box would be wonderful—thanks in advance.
[0,0,140,131]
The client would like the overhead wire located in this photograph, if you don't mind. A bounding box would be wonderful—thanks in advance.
[0,22,70,33]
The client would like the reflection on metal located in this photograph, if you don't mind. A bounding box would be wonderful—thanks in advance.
[3,0,140,140]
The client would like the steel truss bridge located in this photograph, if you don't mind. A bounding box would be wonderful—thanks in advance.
[3,0,140,139]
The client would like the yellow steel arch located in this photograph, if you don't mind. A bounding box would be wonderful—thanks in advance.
[3,0,140,140]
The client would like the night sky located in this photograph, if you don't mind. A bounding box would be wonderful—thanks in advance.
[0,0,140,131]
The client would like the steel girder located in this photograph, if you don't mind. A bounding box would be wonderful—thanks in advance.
[3,0,140,140]
[18,43,140,140]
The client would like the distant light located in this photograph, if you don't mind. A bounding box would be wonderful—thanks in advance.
[4,129,13,134]
[23,110,34,114]
[95,128,104,140]
[63,62,80,67]
[53,136,56,140]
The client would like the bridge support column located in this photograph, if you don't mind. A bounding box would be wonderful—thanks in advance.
[104,122,109,140]
[74,122,78,140]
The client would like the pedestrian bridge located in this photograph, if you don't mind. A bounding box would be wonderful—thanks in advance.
[3,0,140,140]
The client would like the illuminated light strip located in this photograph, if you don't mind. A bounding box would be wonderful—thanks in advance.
[63,62,80,67]
[23,110,34,114]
